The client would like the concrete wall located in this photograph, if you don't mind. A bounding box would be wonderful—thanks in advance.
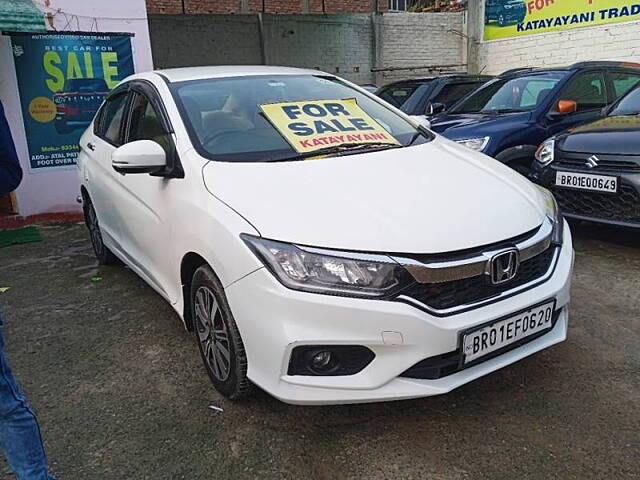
[146,0,388,15]
[149,13,375,83]
[467,1,640,74]
[0,0,153,217]
[264,15,375,85]
[376,12,465,84]
[149,14,263,68]
[149,12,466,85]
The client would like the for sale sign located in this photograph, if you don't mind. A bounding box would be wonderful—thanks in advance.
[260,98,400,154]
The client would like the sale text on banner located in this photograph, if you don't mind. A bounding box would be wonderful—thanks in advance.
[484,0,640,41]
[260,98,400,154]
[10,32,134,170]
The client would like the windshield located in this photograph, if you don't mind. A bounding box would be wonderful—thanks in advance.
[172,75,428,162]
[610,86,640,115]
[449,73,564,114]
[376,81,431,109]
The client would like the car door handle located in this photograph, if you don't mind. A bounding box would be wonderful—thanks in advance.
[87,142,96,151]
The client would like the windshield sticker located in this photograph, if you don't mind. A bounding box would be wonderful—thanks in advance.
[259,98,400,153]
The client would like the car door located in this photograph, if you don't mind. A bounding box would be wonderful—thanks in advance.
[83,86,132,251]
[108,82,182,302]
[545,70,608,137]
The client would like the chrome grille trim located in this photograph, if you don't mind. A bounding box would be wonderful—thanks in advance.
[392,218,553,284]
[396,247,560,317]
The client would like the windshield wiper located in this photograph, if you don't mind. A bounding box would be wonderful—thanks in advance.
[266,142,402,163]
[480,108,527,114]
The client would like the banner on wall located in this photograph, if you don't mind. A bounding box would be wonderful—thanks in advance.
[9,32,134,170]
[483,0,640,41]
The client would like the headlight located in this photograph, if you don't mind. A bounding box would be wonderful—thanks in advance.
[535,138,555,165]
[242,235,413,298]
[536,186,564,245]
[455,136,490,152]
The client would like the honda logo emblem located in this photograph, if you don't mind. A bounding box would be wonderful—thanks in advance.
[585,155,599,169]
[488,249,520,285]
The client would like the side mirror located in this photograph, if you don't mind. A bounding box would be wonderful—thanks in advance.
[410,115,431,129]
[556,99,577,115]
[112,140,166,175]
[427,102,445,115]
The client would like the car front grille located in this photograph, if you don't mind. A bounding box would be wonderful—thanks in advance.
[555,158,640,171]
[551,184,640,223]
[555,152,640,172]
[398,246,557,312]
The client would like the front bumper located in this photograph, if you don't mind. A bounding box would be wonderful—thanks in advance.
[225,225,574,405]
[531,161,640,229]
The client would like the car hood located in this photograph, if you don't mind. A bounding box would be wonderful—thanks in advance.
[429,111,531,137]
[557,115,640,155]
[202,138,545,254]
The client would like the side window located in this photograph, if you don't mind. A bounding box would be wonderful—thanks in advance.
[610,72,640,99]
[127,93,171,154]
[556,72,607,112]
[98,93,129,146]
[519,80,557,107]
[431,82,484,108]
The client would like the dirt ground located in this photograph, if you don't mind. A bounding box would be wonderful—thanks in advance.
[0,221,638,479]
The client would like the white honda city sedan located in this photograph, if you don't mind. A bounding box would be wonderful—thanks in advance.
[78,66,574,405]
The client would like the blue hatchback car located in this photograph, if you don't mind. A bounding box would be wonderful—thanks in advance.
[430,61,640,174]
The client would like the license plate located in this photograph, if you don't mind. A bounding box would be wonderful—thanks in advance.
[555,171,617,193]
[461,299,556,365]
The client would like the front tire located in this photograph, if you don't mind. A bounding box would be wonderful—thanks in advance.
[191,265,252,400]
[83,194,119,265]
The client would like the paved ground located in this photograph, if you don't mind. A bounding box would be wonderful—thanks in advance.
[0,221,638,479]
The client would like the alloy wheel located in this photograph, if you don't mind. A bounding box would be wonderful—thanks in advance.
[194,286,231,381]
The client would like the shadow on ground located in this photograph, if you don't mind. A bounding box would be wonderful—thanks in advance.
[0,222,638,479]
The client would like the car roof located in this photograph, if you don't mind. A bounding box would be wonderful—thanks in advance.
[382,74,493,85]
[500,61,640,77]
[153,65,329,83]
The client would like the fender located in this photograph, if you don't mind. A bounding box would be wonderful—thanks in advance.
[494,145,538,164]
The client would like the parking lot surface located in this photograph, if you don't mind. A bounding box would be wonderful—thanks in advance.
[0,222,638,479]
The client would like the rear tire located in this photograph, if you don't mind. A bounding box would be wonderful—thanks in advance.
[191,265,252,400]
[83,194,119,265]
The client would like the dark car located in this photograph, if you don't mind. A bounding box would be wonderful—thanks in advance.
[485,0,526,26]
[530,85,640,229]
[54,78,110,134]
[430,61,640,174]
[375,75,492,117]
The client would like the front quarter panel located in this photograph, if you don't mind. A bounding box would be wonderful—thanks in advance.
[169,150,264,321]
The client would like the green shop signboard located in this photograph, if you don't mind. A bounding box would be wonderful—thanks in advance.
[10,32,134,170]
[484,0,640,41]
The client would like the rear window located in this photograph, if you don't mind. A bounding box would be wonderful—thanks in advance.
[431,82,485,108]
[376,81,431,109]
